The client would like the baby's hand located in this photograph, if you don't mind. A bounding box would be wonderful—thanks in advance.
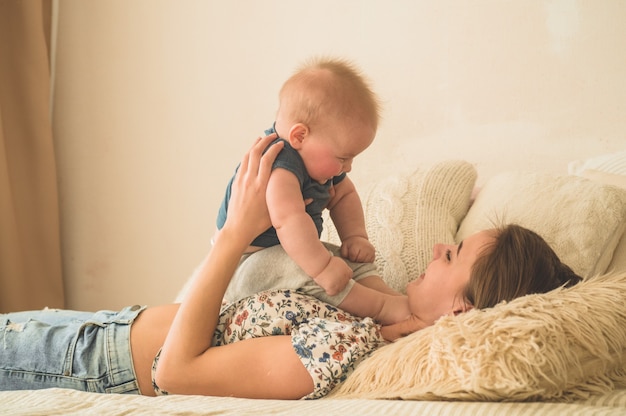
[314,256,353,296]
[341,236,375,263]
[380,315,430,342]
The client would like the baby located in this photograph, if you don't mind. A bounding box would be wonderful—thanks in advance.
[216,57,384,300]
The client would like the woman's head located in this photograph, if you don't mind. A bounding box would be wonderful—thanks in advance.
[405,224,582,326]
[405,229,495,325]
[465,223,582,309]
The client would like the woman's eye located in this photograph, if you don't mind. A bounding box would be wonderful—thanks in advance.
[445,249,452,261]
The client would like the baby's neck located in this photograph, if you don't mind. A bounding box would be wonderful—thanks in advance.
[272,119,289,140]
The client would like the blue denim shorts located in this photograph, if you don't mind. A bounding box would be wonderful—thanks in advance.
[0,305,146,394]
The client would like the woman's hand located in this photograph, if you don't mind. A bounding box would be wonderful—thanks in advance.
[221,133,283,245]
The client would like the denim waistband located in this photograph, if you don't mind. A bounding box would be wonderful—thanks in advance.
[102,304,146,393]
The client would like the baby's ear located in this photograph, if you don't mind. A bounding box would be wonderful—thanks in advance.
[287,123,309,149]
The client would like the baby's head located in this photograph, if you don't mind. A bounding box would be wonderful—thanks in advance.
[275,58,381,183]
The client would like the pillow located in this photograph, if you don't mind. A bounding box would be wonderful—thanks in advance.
[575,169,626,274]
[323,160,477,293]
[330,271,626,401]
[578,169,626,189]
[456,172,626,278]
[569,150,626,176]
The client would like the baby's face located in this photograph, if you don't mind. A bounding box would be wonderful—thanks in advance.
[299,120,375,184]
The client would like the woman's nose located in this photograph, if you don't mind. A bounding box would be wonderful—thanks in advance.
[433,243,445,260]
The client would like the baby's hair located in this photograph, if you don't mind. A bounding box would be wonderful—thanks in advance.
[465,223,582,309]
[278,57,381,131]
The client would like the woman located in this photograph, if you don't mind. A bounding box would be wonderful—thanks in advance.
[0,135,581,399]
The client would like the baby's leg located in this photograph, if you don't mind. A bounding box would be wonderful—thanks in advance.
[224,245,314,303]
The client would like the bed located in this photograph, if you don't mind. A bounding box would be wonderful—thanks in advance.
[2,150,626,415]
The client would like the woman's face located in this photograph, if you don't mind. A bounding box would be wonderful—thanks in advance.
[405,230,496,326]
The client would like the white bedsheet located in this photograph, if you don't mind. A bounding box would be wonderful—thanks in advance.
[2,387,626,416]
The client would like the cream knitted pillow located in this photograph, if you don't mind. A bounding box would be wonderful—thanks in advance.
[331,271,626,401]
[323,160,477,293]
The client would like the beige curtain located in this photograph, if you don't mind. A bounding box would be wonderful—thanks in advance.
[0,0,64,312]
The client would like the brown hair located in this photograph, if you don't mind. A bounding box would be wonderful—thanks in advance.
[465,224,582,309]
[277,57,381,132]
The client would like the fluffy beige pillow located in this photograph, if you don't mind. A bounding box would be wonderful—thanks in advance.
[323,160,477,293]
[456,172,626,278]
[331,271,626,401]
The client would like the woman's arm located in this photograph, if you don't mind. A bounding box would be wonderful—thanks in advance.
[154,135,313,398]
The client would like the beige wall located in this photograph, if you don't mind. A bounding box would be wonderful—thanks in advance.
[53,0,626,310]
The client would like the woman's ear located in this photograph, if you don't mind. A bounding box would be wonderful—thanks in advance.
[451,302,473,316]
[287,123,309,149]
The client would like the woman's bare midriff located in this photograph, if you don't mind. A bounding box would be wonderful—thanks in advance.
[129,304,180,396]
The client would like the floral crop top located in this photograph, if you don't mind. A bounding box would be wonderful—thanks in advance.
[151,289,386,399]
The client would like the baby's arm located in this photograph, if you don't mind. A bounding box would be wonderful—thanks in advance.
[267,168,352,296]
[337,282,410,325]
[327,178,375,263]
[380,316,431,342]
[357,276,404,296]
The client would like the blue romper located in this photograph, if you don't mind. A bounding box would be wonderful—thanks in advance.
[216,125,346,247]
